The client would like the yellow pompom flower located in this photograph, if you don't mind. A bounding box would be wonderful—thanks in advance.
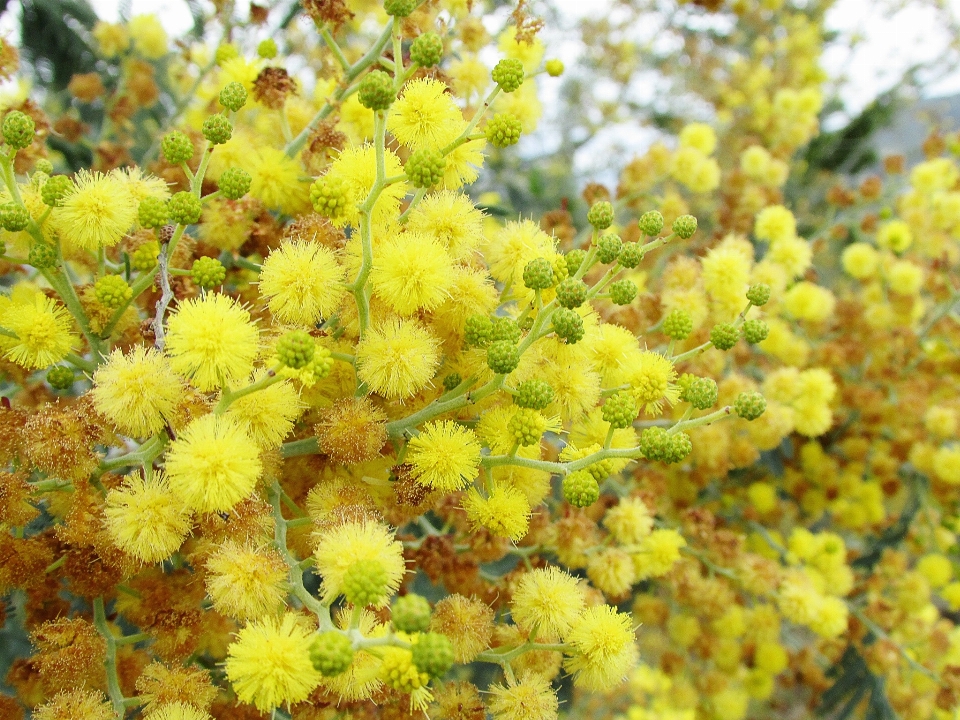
[463,484,530,541]
[129,14,168,59]
[165,414,262,513]
[407,420,481,492]
[740,145,771,179]
[887,259,924,296]
[225,613,321,712]
[143,702,212,720]
[875,219,913,253]
[486,220,558,286]
[404,190,485,260]
[259,240,346,325]
[356,318,441,400]
[678,123,717,155]
[388,78,463,150]
[767,235,812,278]
[0,293,76,369]
[933,445,960,485]
[104,472,191,564]
[52,169,137,251]
[632,528,686,580]
[510,566,586,641]
[165,294,259,391]
[916,553,953,589]
[34,690,114,720]
[498,26,545,71]
[313,520,406,606]
[487,672,558,720]
[625,351,680,416]
[92,22,130,57]
[205,541,289,620]
[563,605,639,691]
[587,547,638,597]
[327,144,408,227]
[248,147,311,215]
[784,282,835,323]
[224,373,302,449]
[841,242,879,279]
[92,347,185,438]
[441,130,486,190]
[370,233,455,315]
[754,205,796,243]
[603,497,654,545]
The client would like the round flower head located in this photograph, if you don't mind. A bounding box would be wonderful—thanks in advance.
[603,497,654,545]
[563,605,638,691]
[143,702,212,720]
[753,205,796,244]
[225,613,321,712]
[165,294,259,391]
[92,346,185,438]
[370,232,455,315]
[0,293,76,369]
[487,672,558,720]
[463,484,530,541]
[510,566,586,641]
[625,351,680,416]
[205,541,288,621]
[486,219,557,286]
[104,471,191,564]
[404,190,485,260]
[387,78,462,150]
[313,519,406,606]
[259,240,346,325]
[356,318,440,400]
[34,690,114,720]
[164,414,262,513]
[51,169,137,251]
[248,146,311,215]
[327,144,408,227]
[224,373,302,449]
[407,419,481,492]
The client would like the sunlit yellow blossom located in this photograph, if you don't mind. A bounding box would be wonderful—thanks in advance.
[92,347,184,437]
[205,541,288,620]
[248,147,310,215]
[259,240,346,325]
[463,484,531,541]
[511,566,586,641]
[487,672,558,720]
[104,472,191,564]
[356,318,440,400]
[129,14,168,59]
[0,292,76,369]
[370,233,455,315]
[407,420,481,491]
[224,373,302,449]
[405,191,485,260]
[388,78,462,150]
[563,605,638,691]
[52,170,137,251]
[313,520,406,606]
[625,351,679,416]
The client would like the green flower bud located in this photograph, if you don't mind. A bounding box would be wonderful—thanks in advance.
[94,275,133,309]
[588,201,615,231]
[746,283,771,306]
[405,147,445,189]
[565,249,587,276]
[392,594,432,633]
[34,159,54,175]
[602,391,637,430]
[734,391,766,421]
[342,558,389,606]
[2,111,35,150]
[710,323,739,351]
[384,0,419,16]
[412,632,455,679]
[218,167,252,200]
[741,318,769,344]
[276,330,316,369]
[464,314,494,348]
[191,256,227,290]
[310,174,350,220]
[515,379,555,410]
[47,365,75,391]
[410,32,443,67]
[202,113,233,145]
[492,58,525,93]
[41,175,73,207]
[0,203,30,232]
[442,373,462,392]
[485,113,522,148]
[487,340,520,374]
[672,214,698,239]
[508,407,547,446]
[639,427,691,464]
[556,277,588,309]
[131,240,160,272]
[161,131,194,165]
[523,257,555,290]
[168,191,202,226]
[28,242,57,269]
[138,196,169,229]
[552,307,584,343]
[563,470,599,507]
[683,377,718,410]
[545,59,564,77]
[638,210,664,236]
[219,81,248,112]
[215,43,240,65]
[257,38,278,59]
[490,316,521,344]
[309,631,354,677]
[617,241,643,269]
[358,70,395,111]
[596,233,622,263]
[662,309,693,341]
[309,346,334,380]
[609,279,637,305]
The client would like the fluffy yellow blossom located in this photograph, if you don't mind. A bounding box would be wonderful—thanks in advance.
[563,605,639,691]
[841,242,880,279]
[356,318,440,400]
[463,484,531,541]
[632,529,686,579]
[225,613,320,711]
[92,22,129,57]
[0,292,76,369]
[604,497,654,545]
[370,233,455,315]
[407,420,481,491]
[224,374,301,449]
[784,282,835,323]
[588,547,637,597]
[405,190,485,260]
[143,703,212,720]
[205,541,288,620]
[486,219,557,286]
[934,446,960,485]
[625,351,680,416]
[313,520,406,606]
[327,144,408,227]
[767,234,812,278]
[129,14,168,58]
[876,220,912,253]
[510,566,586,641]
[104,472,191,563]
[52,169,137,251]
[487,672,558,720]
[754,205,796,243]
[388,78,462,150]
[259,240,346,325]
[248,147,310,215]
[34,690,114,720]
[92,347,185,438]
[678,123,717,155]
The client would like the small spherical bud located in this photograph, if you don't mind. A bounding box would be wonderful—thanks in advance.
[310,631,355,677]
[35,159,54,175]
[552,255,569,284]
[602,392,637,429]
[492,58,525,93]
[556,277,588,309]
[672,214,698,239]
[215,43,240,65]
[464,314,494,348]
[310,174,349,220]
[639,427,690,464]
[442,373,462,392]
[202,113,233,145]
[0,203,29,231]
[219,81,248,111]
[662,309,693,341]
[609,279,637,305]
[28,242,57,269]
[741,318,769,344]
[190,256,227,290]
[2,111,35,149]
[565,249,586,275]
[310,346,334,379]
[358,70,395,111]
[523,257,555,290]
[545,59,564,77]
[552,308,584,344]
[384,0,418,16]
[161,131,194,165]
[41,175,73,207]
[392,594,432,633]
[47,365,75,391]
[94,275,133,309]
[490,317,521,344]
[410,32,443,67]
[257,38,278,59]
[617,241,643,268]
[487,340,520,374]
[508,407,547,446]
[138,196,169,229]
[588,201,615,231]
[168,191,202,225]
[596,233,622,263]
[130,241,160,272]
[563,470,599,507]
[665,432,692,463]
[412,632,455,679]
[734,391,766,421]
[0,237,5,256]
[218,167,252,200]
[638,210,664,236]
[683,377,718,410]
[515,379,555,410]
[342,558,389,606]
[276,330,316,369]
[485,113,522,148]
[710,323,739,351]
[746,283,771,306]
[406,147,445,188]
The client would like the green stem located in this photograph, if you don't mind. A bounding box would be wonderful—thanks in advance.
[321,27,351,70]
[214,368,283,414]
[282,437,320,458]
[93,597,127,719]
[667,406,733,435]
[114,632,152,646]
